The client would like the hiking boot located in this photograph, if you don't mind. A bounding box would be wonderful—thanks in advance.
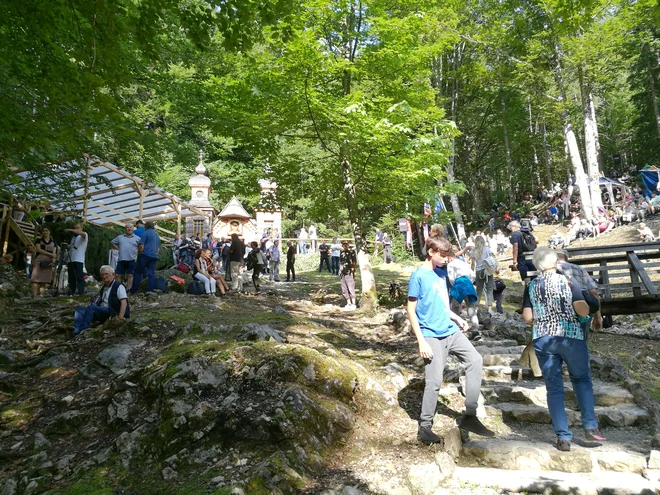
[556,439,571,452]
[584,428,606,441]
[418,426,442,445]
[458,415,495,437]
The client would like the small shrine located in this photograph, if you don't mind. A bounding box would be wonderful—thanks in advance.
[212,196,258,240]
[185,152,284,242]
[185,152,215,238]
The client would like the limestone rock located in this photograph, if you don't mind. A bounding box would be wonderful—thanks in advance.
[274,306,290,316]
[0,480,17,495]
[342,487,365,495]
[239,323,286,342]
[408,462,443,495]
[33,433,51,450]
[108,390,134,423]
[596,451,647,474]
[435,451,456,478]
[95,341,146,374]
[442,427,463,460]
[162,467,177,480]
[459,440,593,473]
[648,450,660,470]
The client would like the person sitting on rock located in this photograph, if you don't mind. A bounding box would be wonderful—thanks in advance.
[638,223,656,243]
[407,236,494,444]
[193,249,216,296]
[74,265,129,335]
[204,249,227,296]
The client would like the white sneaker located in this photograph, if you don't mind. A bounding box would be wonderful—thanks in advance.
[343,304,356,311]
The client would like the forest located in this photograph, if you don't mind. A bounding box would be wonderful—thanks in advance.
[1,0,659,243]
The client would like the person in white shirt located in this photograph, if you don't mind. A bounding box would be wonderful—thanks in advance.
[308,224,318,253]
[330,237,341,275]
[111,223,142,289]
[298,227,308,254]
[447,250,479,330]
[66,223,88,296]
[638,223,656,243]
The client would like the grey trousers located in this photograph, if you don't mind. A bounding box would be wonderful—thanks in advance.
[420,331,483,428]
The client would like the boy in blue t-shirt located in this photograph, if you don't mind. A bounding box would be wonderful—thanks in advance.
[407,236,495,444]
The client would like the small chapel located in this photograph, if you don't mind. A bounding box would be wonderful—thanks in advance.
[185,153,283,243]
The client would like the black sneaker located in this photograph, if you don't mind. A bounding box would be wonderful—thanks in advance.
[556,439,571,451]
[417,426,442,445]
[458,415,495,437]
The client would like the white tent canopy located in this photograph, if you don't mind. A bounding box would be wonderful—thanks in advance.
[3,155,210,235]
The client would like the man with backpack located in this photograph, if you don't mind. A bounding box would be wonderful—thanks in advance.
[246,241,266,295]
[509,220,537,284]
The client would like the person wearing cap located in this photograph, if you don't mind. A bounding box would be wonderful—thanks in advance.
[339,240,357,310]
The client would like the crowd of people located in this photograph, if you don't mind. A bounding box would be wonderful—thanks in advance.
[407,225,607,451]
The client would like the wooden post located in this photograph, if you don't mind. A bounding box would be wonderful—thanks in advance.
[82,155,91,223]
[1,196,14,258]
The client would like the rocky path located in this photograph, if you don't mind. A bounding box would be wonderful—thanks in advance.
[303,311,660,495]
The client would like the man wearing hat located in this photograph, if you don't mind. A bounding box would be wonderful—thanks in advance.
[339,240,357,310]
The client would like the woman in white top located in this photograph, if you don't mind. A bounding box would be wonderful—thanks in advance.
[194,249,216,295]
[473,235,495,314]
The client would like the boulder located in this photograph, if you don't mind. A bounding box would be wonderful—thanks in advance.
[95,341,146,374]
[408,462,443,494]
[0,479,17,495]
[33,433,51,450]
[596,451,647,474]
[648,450,660,470]
[239,323,286,342]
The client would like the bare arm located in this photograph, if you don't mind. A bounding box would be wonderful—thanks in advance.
[589,288,603,330]
[522,307,533,323]
[407,298,433,359]
[117,299,127,319]
[138,244,144,255]
[573,300,590,317]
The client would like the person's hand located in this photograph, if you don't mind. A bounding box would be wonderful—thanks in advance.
[113,316,125,323]
[418,340,434,359]
[453,316,470,332]
[592,315,603,332]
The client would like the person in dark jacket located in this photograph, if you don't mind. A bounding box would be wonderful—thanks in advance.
[74,265,130,335]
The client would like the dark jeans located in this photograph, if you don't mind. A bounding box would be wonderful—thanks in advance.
[68,261,85,295]
[331,257,340,275]
[252,268,261,292]
[74,305,116,334]
[517,257,536,281]
[319,255,331,273]
[286,260,295,281]
[493,290,504,313]
[533,336,598,441]
[131,255,158,293]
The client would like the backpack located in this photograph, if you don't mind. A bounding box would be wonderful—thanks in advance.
[483,254,498,277]
[176,262,190,274]
[519,230,537,253]
[246,251,263,271]
[187,280,205,295]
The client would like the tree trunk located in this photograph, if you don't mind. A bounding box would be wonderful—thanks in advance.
[648,51,660,140]
[541,121,553,190]
[528,100,540,188]
[579,67,603,214]
[500,89,515,210]
[340,155,377,311]
[449,44,466,241]
[554,42,592,219]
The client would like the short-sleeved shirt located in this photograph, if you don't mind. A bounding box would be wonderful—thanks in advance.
[510,231,524,258]
[100,283,127,308]
[319,243,329,255]
[556,260,597,291]
[134,227,145,239]
[111,234,141,261]
[330,243,341,257]
[139,229,161,258]
[339,249,357,275]
[408,266,456,338]
[70,234,88,263]
[268,245,281,262]
[522,272,586,341]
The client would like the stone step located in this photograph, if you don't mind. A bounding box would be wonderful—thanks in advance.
[445,364,537,383]
[482,365,536,381]
[489,403,651,427]
[473,339,520,349]
[454,466,658,494]
[459,439,651,476]
[482,354,520,366]
[482,380,636,408]
[473,344,526,356]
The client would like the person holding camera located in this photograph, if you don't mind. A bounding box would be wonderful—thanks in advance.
[66,223,88,296]
[30,227,57,297]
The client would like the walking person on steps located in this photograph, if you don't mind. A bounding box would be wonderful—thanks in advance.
[407,237,494,444]
[522,247,606,452]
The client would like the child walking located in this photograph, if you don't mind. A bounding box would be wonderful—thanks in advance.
[407,237,495,444]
